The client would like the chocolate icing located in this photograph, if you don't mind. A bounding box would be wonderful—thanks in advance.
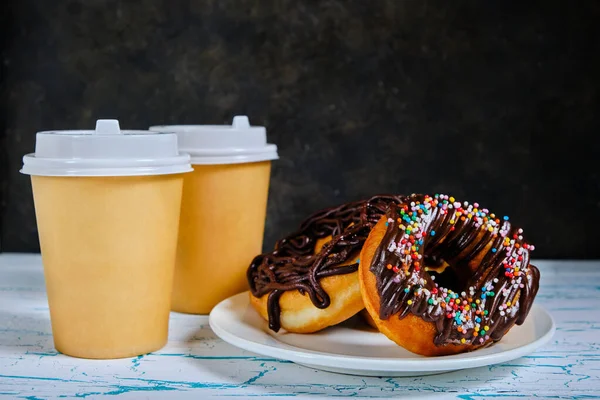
[370,194,540,347]
[247,195,406,332]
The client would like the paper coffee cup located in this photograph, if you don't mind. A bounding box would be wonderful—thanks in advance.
[21,120,192,359]
[150,116,278,314]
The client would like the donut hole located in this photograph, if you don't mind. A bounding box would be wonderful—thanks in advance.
[426,267,463,294]
[421,230,496,295]
[423,255,465,294]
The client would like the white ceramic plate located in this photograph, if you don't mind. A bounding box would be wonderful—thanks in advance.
[209,292,555,376]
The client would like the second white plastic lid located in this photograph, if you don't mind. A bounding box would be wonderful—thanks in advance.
[21,119,192,177]
[149,116,278,165]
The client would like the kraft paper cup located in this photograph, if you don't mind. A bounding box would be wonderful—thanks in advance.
[32,174,183,358]
[22,119,192,359]
[172,161,271,313]
[150,116,278,314]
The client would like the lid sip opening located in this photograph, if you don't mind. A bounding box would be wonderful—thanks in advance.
[21,119,192,177]
[149,115,279,165]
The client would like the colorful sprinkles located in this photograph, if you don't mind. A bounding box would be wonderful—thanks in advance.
[383,194,534,346]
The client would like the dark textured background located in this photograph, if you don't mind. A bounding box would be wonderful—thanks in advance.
[1,1,599,258]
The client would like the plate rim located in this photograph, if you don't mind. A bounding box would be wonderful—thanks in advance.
[209,291,556,372]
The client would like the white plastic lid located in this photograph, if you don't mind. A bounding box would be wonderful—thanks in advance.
[21,119,193,177]
[149,116,278,165]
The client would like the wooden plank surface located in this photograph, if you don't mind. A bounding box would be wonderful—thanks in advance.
[0,254,598,399]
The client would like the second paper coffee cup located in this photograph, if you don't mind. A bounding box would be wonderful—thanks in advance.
[150,116,278,314]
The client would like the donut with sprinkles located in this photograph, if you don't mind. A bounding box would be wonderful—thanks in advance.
[359,194,540,356]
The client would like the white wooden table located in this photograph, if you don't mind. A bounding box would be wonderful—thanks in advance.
[0,254,598,399]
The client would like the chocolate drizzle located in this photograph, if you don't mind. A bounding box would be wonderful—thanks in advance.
[247,195,406,332]
[370,194,540,347]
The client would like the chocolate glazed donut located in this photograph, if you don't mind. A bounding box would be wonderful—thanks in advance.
[247,195,406,332]
[361,194,540,355]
